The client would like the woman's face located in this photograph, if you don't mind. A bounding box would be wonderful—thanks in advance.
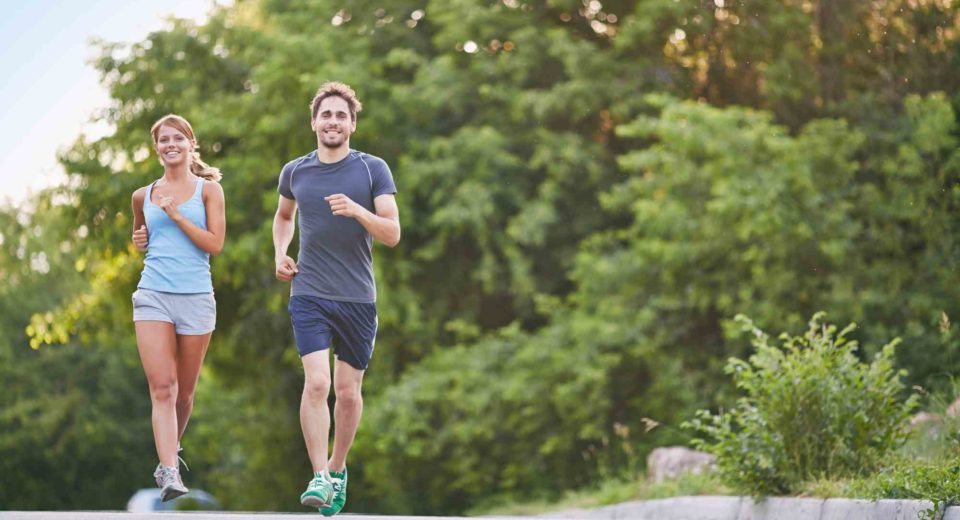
[155,125,193,168]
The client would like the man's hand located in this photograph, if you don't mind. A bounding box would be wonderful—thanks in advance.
[132,225,148,251]
[325,194,365,219]
[276,255,299,281]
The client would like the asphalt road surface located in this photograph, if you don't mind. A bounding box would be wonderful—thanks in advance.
[0,514,559,520]
[0,514,543,520]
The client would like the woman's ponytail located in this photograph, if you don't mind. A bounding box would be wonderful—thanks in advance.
[189,150,222,182]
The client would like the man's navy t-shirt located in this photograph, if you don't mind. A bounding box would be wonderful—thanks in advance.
[278,149,397,303]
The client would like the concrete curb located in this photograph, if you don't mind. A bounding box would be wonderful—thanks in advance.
[543,496,959,520]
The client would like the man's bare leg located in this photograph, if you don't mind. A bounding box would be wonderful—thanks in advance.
[329,358,365,472]
[301,350,332,475]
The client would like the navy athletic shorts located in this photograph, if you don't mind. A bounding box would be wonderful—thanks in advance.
[288,295,378,370]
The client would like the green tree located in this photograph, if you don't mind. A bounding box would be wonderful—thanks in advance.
[8,0,960,513]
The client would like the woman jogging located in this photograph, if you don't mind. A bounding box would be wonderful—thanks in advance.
[130,114,225,501]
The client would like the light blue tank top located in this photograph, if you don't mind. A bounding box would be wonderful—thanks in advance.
[138,178,213,293]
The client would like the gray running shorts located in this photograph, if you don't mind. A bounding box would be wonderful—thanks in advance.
[132,288,216,335]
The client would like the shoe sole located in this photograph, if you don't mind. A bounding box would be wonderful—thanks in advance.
[301,495,332,508]
[160,486,188,502]
[320,491,346,515]
[320,504,344,517]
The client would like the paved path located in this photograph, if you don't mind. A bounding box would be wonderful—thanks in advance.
[2,514,521,520]
[5,497,960,519]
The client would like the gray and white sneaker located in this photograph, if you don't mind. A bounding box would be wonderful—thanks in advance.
[154,464,188,502]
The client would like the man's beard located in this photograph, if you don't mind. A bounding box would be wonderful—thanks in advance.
[320,132,347,149]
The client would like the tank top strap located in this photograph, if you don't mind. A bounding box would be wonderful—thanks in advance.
[192,178,205,200]
[145,180,159,205]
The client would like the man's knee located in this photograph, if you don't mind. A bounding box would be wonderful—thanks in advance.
[335,381,362,408]
[304,374,332,401]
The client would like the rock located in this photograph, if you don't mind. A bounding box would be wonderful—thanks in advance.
[909,411,941,429]
[646,446,716,483]
[946,397,960,418]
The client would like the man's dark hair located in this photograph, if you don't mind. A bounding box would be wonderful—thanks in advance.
[310,82,363,121]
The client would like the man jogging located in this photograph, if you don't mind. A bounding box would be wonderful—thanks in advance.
[273,81,400,515]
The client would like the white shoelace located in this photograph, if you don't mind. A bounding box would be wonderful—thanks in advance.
[155,466,182,488]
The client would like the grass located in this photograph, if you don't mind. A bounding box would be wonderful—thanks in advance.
[469,471,730,516]
[471,391,960,518]
[470,417,960,517]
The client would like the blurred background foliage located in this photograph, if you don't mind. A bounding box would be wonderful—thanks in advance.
[2,0,960,513]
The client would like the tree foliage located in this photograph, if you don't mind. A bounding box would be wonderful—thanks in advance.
[2,0,959,513]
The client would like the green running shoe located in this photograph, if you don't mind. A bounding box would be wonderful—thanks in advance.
[320,467,348,516]
[300,472,334,508]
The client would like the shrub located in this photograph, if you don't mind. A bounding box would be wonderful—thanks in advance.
[850,458,960,520]
[684,312,918,495]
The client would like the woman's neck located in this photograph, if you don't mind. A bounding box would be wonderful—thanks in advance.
[160,165,195,184]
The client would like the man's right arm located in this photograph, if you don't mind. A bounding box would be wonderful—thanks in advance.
[273,195,298,281]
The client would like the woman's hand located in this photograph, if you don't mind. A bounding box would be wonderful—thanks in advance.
[132,225,148,251]
[158,195,181,221]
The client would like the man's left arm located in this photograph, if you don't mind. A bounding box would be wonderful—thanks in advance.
[326,193,401,247]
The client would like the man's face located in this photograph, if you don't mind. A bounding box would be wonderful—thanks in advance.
[312,96,355,149]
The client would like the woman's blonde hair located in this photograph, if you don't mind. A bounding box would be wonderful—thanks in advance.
[150,114,222,182]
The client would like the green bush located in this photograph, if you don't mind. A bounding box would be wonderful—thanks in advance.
[684,312,918,495]
[850,459,960,520]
